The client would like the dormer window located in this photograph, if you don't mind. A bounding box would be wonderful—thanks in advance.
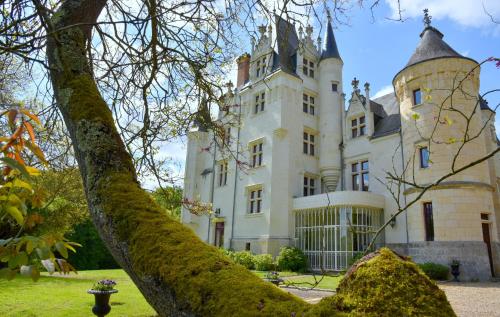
[413,89,422,106]
[303,58,315,78]
[256,57,266,78]
[351,116,366,138]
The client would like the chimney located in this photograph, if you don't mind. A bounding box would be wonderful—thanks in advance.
[236,53,251,88]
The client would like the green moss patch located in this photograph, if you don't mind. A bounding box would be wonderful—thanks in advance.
[310,248,456,317]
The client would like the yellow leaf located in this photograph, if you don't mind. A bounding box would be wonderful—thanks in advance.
[7,193,23,206]
[6,206,23,225]
[12,179,32,191]
[444,116,453,125]
[20,109,41,125]
[25,166,41,176]
[412,113,420,120]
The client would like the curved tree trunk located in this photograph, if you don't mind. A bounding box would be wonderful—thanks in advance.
[46,1,323,316]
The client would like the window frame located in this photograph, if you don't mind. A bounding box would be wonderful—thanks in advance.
[218,161,228,187]
[250,141,263,168]
[303,175,316,197]
[303,131,315,156]
[419,146,430,169]
[255,56,266,78]
[254,92,265,114]
[423,202,434,241]
[248,187,263,214]
[302,93,315,115]
[302,58,315,78]
[413,88,422,106]
[351,160,369,191]
[351,115,366,138]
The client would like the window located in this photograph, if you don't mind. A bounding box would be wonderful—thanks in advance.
[331,83,338,92]
[255,57,266,78]
[481,213,490,221]
[224,127,231,146]
[423,202,434,241]
[413,89,422,105]
[245,242,251,251]
[303,58,315,78]
[251,142,263,167]
[419,146,429,168]
[218,161,228,186]
[351,116,366,138]
[302,94,315,115]
[352,161,369,191]
[249,188,263,213]
[254,92,265,114]
[303,176,316,196]
[303,132,315,156]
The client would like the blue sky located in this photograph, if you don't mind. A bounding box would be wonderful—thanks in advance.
[156,0,500,188]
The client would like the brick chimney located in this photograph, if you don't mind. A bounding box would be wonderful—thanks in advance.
[236,53,251,88]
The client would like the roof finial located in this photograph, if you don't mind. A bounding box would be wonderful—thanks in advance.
[423,8,432,27]
[351,77,359,90]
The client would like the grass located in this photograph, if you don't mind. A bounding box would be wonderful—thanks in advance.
[0,270,156,317]
[1,269,342,316]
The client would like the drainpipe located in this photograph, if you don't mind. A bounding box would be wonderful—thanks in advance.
[207,132,217,243]
[230,93,242,249]
[340,93,346,191]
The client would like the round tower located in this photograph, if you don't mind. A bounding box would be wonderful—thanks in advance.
[393,10,498,280]
[318,12,343,192]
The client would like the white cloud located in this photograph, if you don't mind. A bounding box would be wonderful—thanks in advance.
[385,0,500,30]
[372,85,394,99]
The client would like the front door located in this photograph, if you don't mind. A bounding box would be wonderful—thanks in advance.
[214,222,225,248]
[482,222,495,277]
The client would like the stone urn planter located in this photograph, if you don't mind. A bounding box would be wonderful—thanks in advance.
[450,260,460,282]
[87,289,118,317]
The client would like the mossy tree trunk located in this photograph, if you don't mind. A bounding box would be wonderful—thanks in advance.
[46,1,316,316]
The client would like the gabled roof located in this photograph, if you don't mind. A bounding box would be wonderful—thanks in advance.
[321,18,341,60]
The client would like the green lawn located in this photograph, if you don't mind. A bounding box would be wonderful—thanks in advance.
[0,269,342,316]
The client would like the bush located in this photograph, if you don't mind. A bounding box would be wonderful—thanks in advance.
[219,248,235,260]
[277,247,307,272]
[253,254,275,271]
[418,262,449,280]
[232,251,255,269]
[67,220,120,270]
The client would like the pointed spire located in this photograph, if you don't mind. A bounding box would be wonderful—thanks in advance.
[423,8,432,27]
[321,9,341,60]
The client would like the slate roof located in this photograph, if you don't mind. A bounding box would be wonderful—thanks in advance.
[321,19,341,60]
[371,92,401,139]
[273,15,299,74]
[480,96,494,112]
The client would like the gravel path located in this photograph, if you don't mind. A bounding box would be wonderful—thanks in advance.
[282,281,500,316]
[439,282,500,317]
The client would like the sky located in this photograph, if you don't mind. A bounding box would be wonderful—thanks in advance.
[156,0,500,188]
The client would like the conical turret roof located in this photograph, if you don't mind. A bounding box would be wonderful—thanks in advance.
[321,13,341,60]
[405,26,461,67]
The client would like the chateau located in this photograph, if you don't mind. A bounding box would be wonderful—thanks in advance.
[181,11,500,280]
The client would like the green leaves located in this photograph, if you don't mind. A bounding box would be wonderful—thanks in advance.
[5,205,23,225]
[55,241,68,258]
[8,251,28,269]
[0,157,29,179]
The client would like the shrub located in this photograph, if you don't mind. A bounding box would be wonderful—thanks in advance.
[219,248,235,260]
[232,251,255,269]
[418,262,449,280]
[253,254,275,271]
[277,247,307,272]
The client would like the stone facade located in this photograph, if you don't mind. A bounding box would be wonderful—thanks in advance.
[181,14,500,280]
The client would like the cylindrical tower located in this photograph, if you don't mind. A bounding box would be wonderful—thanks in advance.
[318,14,343,192]
[393,12,498,280]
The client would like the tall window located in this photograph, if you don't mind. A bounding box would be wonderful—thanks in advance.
[224,127,231,146]
[302,94,315,115]
[254,92,265,114]
[303,132,315,156]
[423,202,434,241]
[303,176,316,196]
[251,142,263,167]
[249,188,263,214]
[256,57,266,78]
[420,146,429,168]
[303,58,315,78]
[331,83,338,92]
[352,161,369,191]
[218,161,228,186]
[413,89,422,105]
[351,116,366,138]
